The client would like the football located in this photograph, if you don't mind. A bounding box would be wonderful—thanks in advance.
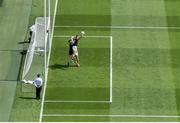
[81,31,85,35]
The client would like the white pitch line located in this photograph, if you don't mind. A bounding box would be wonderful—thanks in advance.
[39,0,59,122]
[45,100,110,103]
[110,36,113,103]
[54,25,180,30]
[53,35,111,38]
[42,114,180,118]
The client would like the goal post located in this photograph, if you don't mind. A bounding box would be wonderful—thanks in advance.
[22,17,50,81]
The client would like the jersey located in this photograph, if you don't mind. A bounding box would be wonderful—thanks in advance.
[68,37,80,55]
[34,77,43,88]
[73,38,79,46]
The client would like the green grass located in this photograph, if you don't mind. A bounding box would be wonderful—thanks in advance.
[0,0,32,121]
[40,0,180,122]
[55,0,111,26]
[0,0,179,122]
[9,0,62,121]
[0,0,3,7]
[42,0,111,121]
[110,0,180,121]
[46,37,110,101]
[0,82,16,121]
[8,0,44,121]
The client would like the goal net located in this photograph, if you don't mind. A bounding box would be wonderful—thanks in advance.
[22,17,50,80]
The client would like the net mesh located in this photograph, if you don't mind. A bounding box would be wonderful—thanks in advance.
[22,31,36,79]
[22,17,49,79]
[35,17,49,50]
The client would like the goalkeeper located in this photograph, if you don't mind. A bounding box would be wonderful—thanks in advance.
[68,31,85,67]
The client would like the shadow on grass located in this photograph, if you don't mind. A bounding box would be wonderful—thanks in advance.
[0,0,3,7]
[19,97,36,100]
[18,41,29,44]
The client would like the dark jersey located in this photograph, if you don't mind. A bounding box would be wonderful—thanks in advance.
[68,36,80,55]
[73,38,78,46]
[69,42,73,55]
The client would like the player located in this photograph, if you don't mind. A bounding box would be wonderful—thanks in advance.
[68,31,85,67]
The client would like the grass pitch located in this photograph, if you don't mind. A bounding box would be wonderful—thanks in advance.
[0,0,3,7]
[41,0,180,122]
[46,36,110,100]
[1,0,179,122]
[0,0,32,121]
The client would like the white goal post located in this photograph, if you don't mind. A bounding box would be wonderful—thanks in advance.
[22,17,50,80]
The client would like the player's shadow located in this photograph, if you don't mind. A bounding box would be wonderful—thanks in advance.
[49,64,69,70]
[18,41,30,44]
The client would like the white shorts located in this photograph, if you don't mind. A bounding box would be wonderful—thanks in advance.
[72,46,78,56]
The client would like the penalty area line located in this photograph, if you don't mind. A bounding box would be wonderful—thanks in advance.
[44,100,110,103]
[110,36,113,103]
[53,35,111,38]
[54,25,180,30]
[42,114,180,118]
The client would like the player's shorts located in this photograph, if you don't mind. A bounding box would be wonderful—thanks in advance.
[72,46,78,56]
[69,46,74,55]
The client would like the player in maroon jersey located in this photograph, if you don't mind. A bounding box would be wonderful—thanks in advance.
[68,31,85,67]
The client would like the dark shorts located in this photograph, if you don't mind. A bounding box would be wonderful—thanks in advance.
[69,48,74,55]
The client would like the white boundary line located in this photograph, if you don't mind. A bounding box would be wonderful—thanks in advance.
[42,114,180,118]
[53,35,111,38]
[39,0,59,122]
[54,25,180,30]
[110,36,112,103]
[44,100,110,103]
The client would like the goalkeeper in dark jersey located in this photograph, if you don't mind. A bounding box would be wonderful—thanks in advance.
[68,31,85,67]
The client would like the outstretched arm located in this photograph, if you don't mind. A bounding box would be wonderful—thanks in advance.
[76,35,82,40]
[77,31,85,40]
[22,79,34,85]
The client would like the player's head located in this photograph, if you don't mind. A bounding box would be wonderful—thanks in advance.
[70,36,74,44]
[37,73,40,77]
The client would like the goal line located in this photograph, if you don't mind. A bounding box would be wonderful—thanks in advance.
[53,35,111,38]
